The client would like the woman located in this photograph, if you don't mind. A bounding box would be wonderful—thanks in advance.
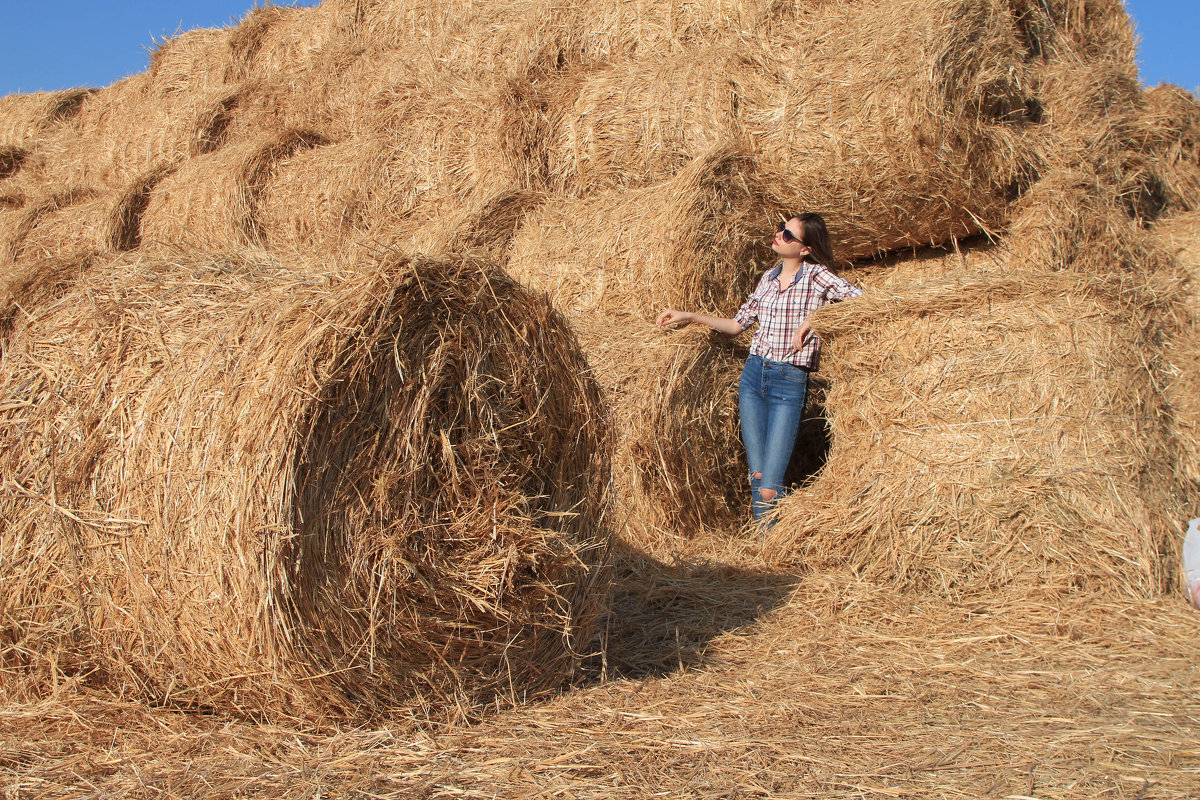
[656,213,863,525]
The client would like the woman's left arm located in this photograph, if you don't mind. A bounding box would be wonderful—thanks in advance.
[812,267,864,302]
[791,267,864,350]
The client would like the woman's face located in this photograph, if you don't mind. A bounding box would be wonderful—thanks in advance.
[771,218,811,258]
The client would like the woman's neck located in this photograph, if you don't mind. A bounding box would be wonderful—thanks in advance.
[779,255,807,276]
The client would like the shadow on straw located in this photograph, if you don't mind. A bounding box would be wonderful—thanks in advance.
[589,540,799,682]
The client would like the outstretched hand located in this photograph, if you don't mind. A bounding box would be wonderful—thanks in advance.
[656,309,692,327]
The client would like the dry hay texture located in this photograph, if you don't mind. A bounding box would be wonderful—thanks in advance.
[1,0,1200,758]
[1155,209,1200,490]
[0,250,610,724]
[508,144,773,535]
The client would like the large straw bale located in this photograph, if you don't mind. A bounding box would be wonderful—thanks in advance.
[1139,84,1200,216]
[147,27,238,96]
[735,0,1038,259]
[350,0,577,80]
[1154,210,1200,491]
[536,0,1037,254]
[255,72,552,257]
[0,89,92,146]
[547,46,746,194]
[141,128,329,251]
[255,136,388,260]
[0,187,101,266]
[351,0,768,80]
[31,74,255,191]
[510,144,771,316]
[3,166,174,265]
[0,249,610,724]
[254,136,536,261]
[232,3,358,76]
[594,324,750,536]
[768,238,1184,596]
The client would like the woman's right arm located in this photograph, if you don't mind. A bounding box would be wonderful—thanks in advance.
[655,309,744,336]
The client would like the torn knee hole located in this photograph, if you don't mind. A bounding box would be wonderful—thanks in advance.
[752,472,762,480]
[759,487,777,502]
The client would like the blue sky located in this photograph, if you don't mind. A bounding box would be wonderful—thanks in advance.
[0,0,1196,97]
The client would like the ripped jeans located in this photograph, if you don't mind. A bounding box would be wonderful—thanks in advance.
[738,355,809,525]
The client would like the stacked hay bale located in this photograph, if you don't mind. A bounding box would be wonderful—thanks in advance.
[1155,209,1200,489]
[0,250,609,723]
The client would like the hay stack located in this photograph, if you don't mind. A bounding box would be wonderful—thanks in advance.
[0,250,610,723]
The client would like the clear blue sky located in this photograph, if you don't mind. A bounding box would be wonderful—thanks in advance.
[0,0,1196,97]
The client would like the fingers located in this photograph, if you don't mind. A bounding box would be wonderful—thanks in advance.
[656,309,683,327]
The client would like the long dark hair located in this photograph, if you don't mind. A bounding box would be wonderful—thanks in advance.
[794,212,835,268]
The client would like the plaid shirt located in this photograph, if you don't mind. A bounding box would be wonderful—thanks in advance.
[734,261,863,370]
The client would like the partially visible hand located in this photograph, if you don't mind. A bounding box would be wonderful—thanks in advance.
[656,309,692,327]
[790,318,812,351]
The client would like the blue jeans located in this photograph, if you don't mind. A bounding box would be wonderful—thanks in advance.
[738,355,809,525]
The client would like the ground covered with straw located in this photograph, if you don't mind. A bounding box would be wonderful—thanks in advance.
[3,554,1199,798]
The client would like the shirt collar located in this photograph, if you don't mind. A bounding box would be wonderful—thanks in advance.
[768,261,811,288]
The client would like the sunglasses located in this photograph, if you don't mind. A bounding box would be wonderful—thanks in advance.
[776,222,804,245]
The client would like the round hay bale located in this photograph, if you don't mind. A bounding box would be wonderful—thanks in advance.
[140,128,329,252]
[0,89,92,146]
[32,75,255,191]
[510,143,771,315]
[738,0,1038,260]
[547,46,747,194]
[1139,84,1200,216]
[255,136,389,260]
[0,187,100,266]
[256,130,546,265]
[351,0,578,80]
[768,243,1186,598]
[147,26,236,96]
[1153,210,1200,489]
[3,166,175,265]
[0,249,610,724]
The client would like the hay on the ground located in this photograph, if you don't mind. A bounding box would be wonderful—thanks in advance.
[0,249,611,725]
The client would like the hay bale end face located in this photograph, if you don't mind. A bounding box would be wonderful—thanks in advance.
[0,250,610,724]
[770,253,1185,598]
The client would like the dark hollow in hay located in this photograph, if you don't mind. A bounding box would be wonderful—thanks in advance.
[0,146,27,181]
[0,250,611,725]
